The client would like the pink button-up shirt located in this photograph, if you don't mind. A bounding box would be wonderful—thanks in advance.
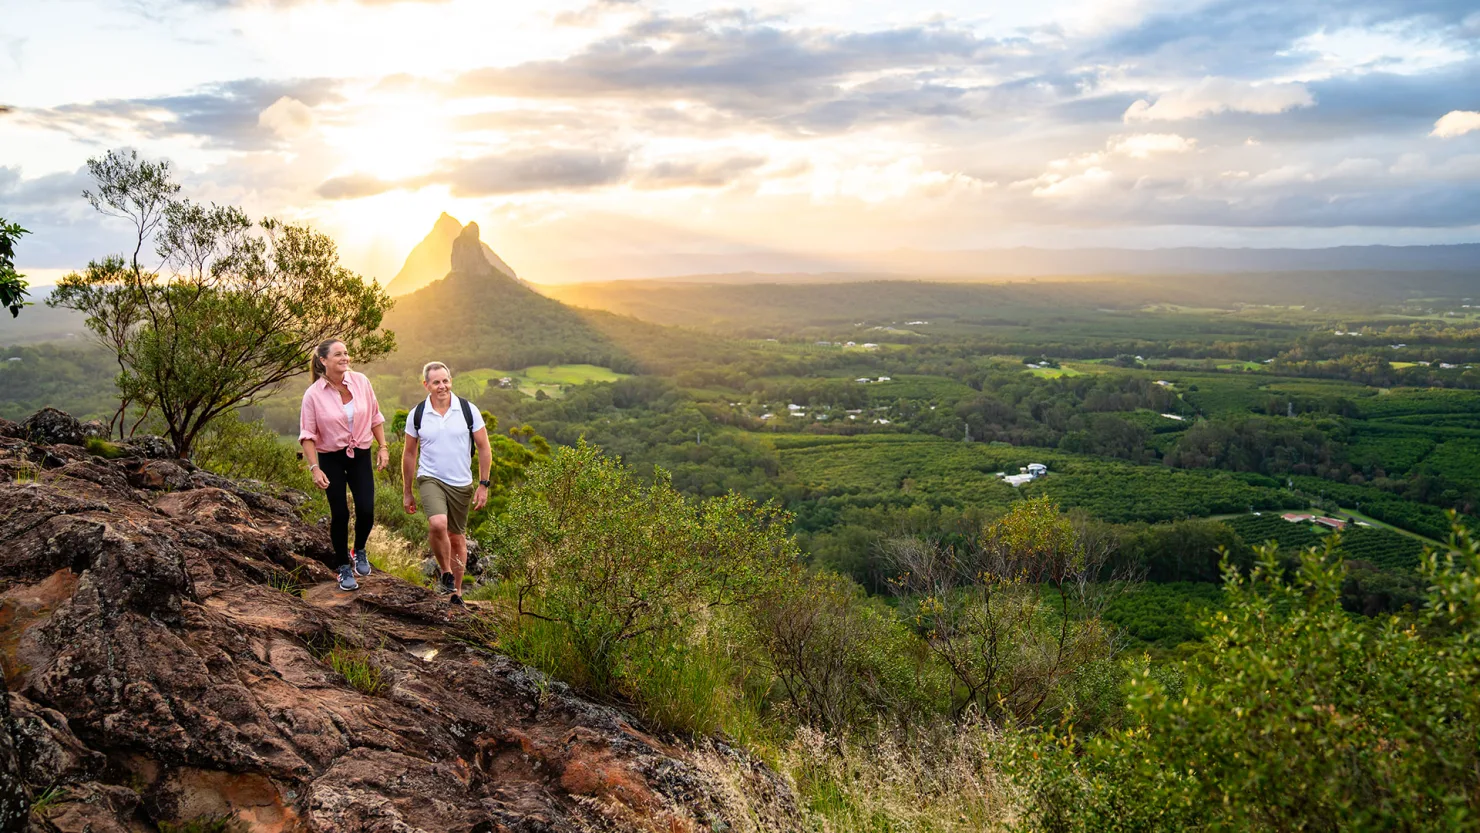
[299,370,385,455]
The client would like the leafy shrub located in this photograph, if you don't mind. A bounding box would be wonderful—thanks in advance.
[886,497,1123,723]
[747,569,946,733]
[1009,528,1480,832]
[192,410,313,493]
[490,440,799,694]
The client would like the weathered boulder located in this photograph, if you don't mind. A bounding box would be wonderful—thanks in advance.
[79,419,109,440]
[22,407,84,446]
[1,413,803,832]
[125,434,177,459]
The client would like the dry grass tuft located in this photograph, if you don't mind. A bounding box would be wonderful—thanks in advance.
[780,722,1015,833]
[366,527,430,587]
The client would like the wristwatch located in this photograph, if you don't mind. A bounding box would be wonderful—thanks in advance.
[478,479,490,487]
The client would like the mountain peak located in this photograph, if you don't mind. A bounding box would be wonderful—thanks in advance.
[451,221,490,275]
[383,215,519,297]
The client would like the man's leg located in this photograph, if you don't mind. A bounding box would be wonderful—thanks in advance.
[428,514,451,578]
[449,533,468,591]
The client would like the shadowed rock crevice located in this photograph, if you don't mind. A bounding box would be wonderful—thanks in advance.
[0,412,802,832]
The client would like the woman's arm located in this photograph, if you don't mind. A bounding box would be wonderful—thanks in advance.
[373,422,389,471]
[299,390,329,489]
[301,438,329,489]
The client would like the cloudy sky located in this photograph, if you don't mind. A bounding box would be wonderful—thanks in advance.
[3,0,1479,284]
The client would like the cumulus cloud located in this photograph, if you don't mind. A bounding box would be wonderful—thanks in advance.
[1431,110,1480,138]
[1124,78,1314,122]
[258,95,316,138]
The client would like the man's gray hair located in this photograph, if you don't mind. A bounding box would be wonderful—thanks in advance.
[421,361,451,382]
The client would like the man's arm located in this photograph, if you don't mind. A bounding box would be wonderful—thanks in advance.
[402,435,419,514]
[472,428,492,510]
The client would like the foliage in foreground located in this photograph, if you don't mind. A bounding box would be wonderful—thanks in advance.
[1010,526,1480,832]
[489,440,800,695]
[0,216,29,318]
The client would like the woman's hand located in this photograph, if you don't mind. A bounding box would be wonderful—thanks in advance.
[312,467,330,490]
[403,491,417,515]
[376,445,390,471]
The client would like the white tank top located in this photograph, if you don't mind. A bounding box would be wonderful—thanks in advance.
[342,401,356,432]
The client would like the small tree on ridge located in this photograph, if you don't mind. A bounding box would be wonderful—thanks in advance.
[50,149,395,455]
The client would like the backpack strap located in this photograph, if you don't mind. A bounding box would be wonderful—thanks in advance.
[460,397,475,440]
[413,400,426,433]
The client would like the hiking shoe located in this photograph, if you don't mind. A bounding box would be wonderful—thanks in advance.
[354,549,372,577]
[337,564,360,591]
[450,594,464,606]
[439,572,455,594]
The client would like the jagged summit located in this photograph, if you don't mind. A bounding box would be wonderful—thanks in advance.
[383,213,518,297]
[451,220,496,276]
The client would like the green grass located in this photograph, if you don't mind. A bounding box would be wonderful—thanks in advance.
[1028,366,1082,378]
[323,645,387,696]
[30,785,69,816]
[266,566,307,597]
[462,364,631,399]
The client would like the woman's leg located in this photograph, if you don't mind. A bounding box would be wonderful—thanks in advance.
[318,449,352,568]
[347,447,376,553]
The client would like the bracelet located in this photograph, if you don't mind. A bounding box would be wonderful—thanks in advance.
[309,464,320,472]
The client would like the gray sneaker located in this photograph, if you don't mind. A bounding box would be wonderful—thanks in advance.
[337,564,360,591]
[439,572,455,594]
[354,549,372,577]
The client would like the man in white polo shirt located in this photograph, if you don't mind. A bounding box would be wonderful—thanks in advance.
[401,361,493,605]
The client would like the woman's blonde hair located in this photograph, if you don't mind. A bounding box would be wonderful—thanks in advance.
[421,361,450,382]
[310,339,343,382]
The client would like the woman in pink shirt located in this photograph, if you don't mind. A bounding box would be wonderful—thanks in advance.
[299,338,389,591]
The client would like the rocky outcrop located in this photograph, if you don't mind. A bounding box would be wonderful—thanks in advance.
[1,412,801,832]
[450,222,493,277]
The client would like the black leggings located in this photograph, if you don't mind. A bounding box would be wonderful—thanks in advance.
[318,447,375,568]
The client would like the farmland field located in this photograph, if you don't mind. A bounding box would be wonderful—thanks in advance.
[461,364,630,398]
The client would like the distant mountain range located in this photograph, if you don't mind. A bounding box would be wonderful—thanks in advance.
[383,212,518,297]
[535,243,1480,283]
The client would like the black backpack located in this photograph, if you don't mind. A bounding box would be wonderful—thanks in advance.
[413,397,475,441]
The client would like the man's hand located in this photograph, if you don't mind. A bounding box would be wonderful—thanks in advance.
[376,445,390,471]
[473,484,489,511]
[403,491,417,515]
[312,467,330,490]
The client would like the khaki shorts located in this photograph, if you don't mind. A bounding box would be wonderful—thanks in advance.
[416,476,476,534]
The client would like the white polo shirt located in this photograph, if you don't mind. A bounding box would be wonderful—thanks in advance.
[404,395,485,487]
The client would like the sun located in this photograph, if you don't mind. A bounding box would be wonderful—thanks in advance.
[323,96,455,184]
